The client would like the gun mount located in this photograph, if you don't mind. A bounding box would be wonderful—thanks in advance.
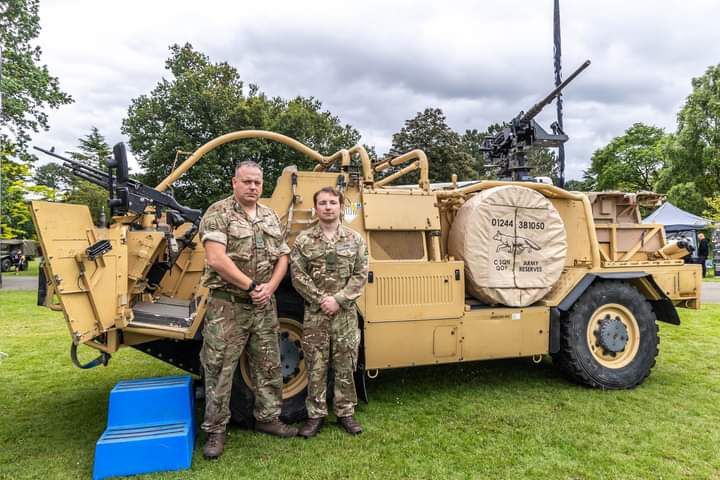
[482,59,591,182]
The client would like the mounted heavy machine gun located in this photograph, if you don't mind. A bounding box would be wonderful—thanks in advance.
[482,59,591,181]
[34,144,202,226]
[34,144,203,294]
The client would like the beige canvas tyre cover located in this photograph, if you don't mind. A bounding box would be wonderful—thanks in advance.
[448,185,567,307]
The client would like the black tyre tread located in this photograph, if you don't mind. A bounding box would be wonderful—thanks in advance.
[556,281,659,389]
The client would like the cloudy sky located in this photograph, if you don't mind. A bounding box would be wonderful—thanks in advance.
[30,0,720,180]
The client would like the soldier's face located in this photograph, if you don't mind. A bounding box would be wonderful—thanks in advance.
[315,192,341,223]
[232,166,263,206]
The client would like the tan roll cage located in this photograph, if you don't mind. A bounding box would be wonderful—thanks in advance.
[154,130,429,192]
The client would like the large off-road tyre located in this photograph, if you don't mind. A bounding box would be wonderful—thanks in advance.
[554,281,659,389]
[1,258,11,272]
[230,283,308,427]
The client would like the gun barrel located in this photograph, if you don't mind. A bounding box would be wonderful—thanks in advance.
[74,170,110,188]
[34,146,110,182]
[521,59,591,121]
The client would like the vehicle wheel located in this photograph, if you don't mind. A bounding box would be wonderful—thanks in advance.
[554,281,659,389]
[1,258,10,272]
[230,315,308,426]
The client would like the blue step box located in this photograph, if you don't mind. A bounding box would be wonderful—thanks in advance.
[93,375,196,480]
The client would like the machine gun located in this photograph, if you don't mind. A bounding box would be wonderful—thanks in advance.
[34,143,202,225]
[33,143,203,257]
[482,59,591,181]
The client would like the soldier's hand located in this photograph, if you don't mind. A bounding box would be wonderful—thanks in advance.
[251,283,273,306]
[320,296,340,315]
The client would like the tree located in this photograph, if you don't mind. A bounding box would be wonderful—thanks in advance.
[64,127,112,224]
[388,108,475,184]
[583,123,670,192]
[703,194,720,222]
[122,44,360,209]
[666,182,706,216]
[662,65,720,198]
[563,179,590,191]
[1,0,72,238]
[1,0,73,157]
[33,162,72,191]
[528,147,559,182]
[461,128,490,179]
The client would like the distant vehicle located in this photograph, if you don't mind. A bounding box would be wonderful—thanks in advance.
[0,239,39,272]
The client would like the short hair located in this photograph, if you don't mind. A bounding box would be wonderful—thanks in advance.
[235,160,263,175]
[313,186,343,206]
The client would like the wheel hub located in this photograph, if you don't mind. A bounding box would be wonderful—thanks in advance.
[279,331,303,384]
[595,315,629,355]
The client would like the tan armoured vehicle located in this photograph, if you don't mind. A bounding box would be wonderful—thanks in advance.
[30,59,700,423]
[31,125,701,424]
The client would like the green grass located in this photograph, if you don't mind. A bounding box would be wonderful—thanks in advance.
[1,290,719,479]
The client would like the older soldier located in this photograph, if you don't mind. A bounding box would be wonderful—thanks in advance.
[291,186,369,437]
[199,160,298,460]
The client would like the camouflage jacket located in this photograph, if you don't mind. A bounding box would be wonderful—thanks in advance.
[199,196,290,294]
[290,223,369,310]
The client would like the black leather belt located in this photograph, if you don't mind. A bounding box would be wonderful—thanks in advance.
[211,289,253,304]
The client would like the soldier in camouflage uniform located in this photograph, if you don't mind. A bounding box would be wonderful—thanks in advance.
[199,160,298,460]
[290,186,369,437]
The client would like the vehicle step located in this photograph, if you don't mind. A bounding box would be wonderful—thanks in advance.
[93,375,195,480]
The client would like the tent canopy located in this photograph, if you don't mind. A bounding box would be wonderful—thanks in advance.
[643,202,712,232]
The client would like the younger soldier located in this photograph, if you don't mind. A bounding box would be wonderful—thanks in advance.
[290,187,369,437]
[199,160,298,460]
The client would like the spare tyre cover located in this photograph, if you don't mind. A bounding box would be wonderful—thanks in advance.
[448,185,567,307]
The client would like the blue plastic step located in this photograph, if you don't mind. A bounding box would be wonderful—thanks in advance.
[107,375,194,429]
[92,375,196,480]
[93,422,193,480]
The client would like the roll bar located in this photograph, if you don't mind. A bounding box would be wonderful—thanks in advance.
[154,130,429,192]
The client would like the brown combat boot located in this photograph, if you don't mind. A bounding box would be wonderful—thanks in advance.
[337,415,363,435]
[298,417,324,438]
[254,418,298,438]
[203,431,226,460]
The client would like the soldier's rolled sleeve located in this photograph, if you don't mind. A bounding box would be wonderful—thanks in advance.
[334,240,369,310]
[277,240,291,256]
[199,211,228,246]
[290,245,325,304]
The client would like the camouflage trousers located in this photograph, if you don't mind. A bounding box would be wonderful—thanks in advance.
[302,306,360,419]
[200,295,283,433]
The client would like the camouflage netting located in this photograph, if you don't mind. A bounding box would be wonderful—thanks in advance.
[448,185,567,307]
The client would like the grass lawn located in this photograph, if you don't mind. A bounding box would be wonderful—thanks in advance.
[1,290,719,479]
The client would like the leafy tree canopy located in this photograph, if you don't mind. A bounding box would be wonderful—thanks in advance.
[122,43,360,209]
[583,123,670,192]
[388,108,475,183]
[666,182,706,216]
[1,0,72,238]
[663,64,720,199]
[1,0,73,160]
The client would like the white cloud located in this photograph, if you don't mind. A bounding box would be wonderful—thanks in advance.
[30,0,720,182]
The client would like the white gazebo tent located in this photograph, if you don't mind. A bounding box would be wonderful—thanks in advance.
[643,202,712,262]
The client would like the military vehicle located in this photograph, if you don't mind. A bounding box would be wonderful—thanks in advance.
[1,239,38,272]
[31,62,700,424]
